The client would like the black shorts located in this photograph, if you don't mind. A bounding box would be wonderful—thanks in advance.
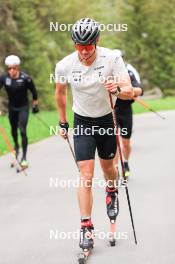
[115,106,133,139]
[73,113,117,161]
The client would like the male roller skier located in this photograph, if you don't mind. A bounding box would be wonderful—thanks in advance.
[55,18,133,251]
[0,55,39,167]
[114,50,143,178]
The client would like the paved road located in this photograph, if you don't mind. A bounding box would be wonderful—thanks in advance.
[0,111,175,264]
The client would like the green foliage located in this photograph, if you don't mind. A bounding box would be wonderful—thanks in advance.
[116,0,175,90]
[0,0,175,110]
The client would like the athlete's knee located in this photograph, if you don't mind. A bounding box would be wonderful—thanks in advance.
[78,160,94,188]
[79,166,93,188]
[103,166,115,176]
[11,126,17,134]
[80,171,93,187]
[20,131,28,145]
[19,126,27,137]
[101,160,115,176]
[11,126,18,138]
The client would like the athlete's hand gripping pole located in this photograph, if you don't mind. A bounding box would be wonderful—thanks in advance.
[134,97,165,120]
[109,92,137,245]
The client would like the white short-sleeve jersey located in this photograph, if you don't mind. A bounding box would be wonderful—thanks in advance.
[55,46,129,118]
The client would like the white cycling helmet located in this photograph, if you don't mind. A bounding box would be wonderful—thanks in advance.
[72,18,100,45]
[5,55,21,66]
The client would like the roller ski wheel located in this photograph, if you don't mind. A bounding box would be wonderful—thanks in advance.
[78,249,92,264]
[16,166,28,173]
[16,165,28,173]
[10,160,16,168]
[17,159,28,174]
[109,240,116,247]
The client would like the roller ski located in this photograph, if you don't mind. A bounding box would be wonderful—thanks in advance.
[106,187,119,246]
[11,158,27,175]
[10,159,17,168]
[16,159,28,173]
[78,219,94,263]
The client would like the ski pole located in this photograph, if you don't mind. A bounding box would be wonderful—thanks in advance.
[65,134,80,171]
[35,115,79,169]
[134,97,165,120]
[109,93,137,244]
[34,114,51,130]
[0,126,27,176]
[34,113,79,170]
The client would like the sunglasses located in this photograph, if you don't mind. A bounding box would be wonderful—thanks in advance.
[75,44,95,52]
[7,66,18,71]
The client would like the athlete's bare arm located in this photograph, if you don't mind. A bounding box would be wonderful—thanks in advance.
[117,77,134,99]
[133,87,142,97]
[55,83,67,122]
[118,86,142,100]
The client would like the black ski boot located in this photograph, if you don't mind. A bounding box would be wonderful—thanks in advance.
[106,187,119,221]
[106,187,119,246]
[79,218,94,250]
[124,161,130,178]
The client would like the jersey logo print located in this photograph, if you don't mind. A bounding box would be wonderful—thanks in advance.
[94,66,104,70]
[129,72,134,77]
[73,73,82,82]
[108,153,115,158]
[72,70,82,82]
[5,78,12,86]
[72,71,82,73]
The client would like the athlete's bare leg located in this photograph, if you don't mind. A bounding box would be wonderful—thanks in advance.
[77,160,94,217]
[100,158,118,188]
[122,138,131,161]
